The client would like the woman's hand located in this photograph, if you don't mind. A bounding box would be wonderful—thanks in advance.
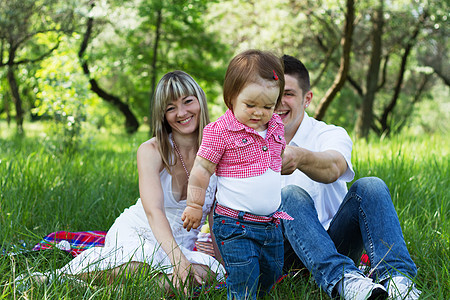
[172,257,203,293]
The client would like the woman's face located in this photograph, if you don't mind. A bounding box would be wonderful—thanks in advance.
[164,95,201,135]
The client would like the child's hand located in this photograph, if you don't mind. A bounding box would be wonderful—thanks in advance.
[182,206,203,231]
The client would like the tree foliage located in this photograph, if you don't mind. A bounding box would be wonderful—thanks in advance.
[0,0,447,136]
[0,0,75,133]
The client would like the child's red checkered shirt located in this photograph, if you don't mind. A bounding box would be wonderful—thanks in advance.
[197,109,285,178]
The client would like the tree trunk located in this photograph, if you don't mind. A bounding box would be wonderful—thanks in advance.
[78,3,139,134]
[355,0,383,138]
[149,8,162,136]
[4,92,11,126]
[7,64,23,134]
[314,0,355,121]
[395,73,431,133]
[379,10,428,135]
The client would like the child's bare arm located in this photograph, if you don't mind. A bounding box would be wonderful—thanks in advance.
[182,156,216,231]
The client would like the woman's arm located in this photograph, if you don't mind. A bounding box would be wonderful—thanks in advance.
[137,139,200,286]
[182,156,216,231]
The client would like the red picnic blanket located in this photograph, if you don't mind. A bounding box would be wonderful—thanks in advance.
[32,231,107,257]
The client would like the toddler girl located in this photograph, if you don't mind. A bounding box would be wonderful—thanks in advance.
[182,49,292,299]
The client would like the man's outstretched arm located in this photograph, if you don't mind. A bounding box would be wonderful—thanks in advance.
[281,145,348,183]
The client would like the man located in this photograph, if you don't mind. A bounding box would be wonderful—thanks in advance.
[277,55,420,300]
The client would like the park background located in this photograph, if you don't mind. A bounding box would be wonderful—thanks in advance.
[0,0,448,299]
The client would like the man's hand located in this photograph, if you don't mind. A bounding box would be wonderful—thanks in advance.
[281,145,301,175]
[182,205,203,231]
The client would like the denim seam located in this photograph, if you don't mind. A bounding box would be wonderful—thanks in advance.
[355,192,375,269]
[263,225,278,245]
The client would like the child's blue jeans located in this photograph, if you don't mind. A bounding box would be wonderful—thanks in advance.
[213,212,284,300]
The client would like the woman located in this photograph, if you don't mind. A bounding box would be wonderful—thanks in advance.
[16,71,225,292]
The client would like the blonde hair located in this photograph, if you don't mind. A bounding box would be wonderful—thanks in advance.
[152,70,210,172]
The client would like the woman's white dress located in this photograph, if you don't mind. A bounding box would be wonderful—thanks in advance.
[57,169,225,280]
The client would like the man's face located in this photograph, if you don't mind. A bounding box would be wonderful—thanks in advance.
[275,74,311,142]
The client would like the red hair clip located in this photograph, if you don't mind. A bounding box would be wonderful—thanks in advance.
[273,70,279,81]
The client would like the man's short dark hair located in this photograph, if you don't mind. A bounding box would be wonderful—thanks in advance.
[282,55,310,93]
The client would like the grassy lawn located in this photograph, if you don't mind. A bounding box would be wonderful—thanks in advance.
[0,121,448,299]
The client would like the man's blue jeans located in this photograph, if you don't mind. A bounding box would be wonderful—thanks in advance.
[213,213,284,300]
[280,177,418,297]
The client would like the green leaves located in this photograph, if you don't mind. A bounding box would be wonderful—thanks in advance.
[0,0,447,135]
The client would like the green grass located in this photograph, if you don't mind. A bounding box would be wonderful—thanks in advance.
[351,134,449,299]
[1,121,448,299]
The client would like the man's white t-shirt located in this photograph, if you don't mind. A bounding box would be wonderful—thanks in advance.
[281,112,355,230]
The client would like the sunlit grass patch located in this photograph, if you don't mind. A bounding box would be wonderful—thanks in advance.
[1,122,448,299]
